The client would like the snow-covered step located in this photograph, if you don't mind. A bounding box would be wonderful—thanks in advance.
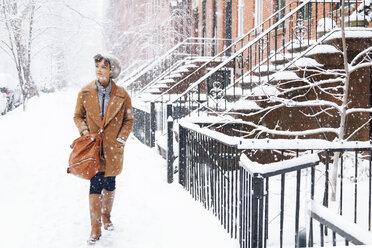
[164,73,182,79]
[187,56,225,63]
[150,83,170,89]
[304,44,343,67]
[270,52,299,65]
[225,84,280,100]
[144,88,161,94]
[287,40,316,53]
[269,71,301,82]
[305,44,341,56]
[158,78,175,84]
[288,57,323,69]
[251,64,282,76]
[173,67,190,73]
[230,98,262,111]
[179,64,198,69]
[239,75,265,89]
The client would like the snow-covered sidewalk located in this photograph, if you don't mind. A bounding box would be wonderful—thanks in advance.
[0,89,238,248]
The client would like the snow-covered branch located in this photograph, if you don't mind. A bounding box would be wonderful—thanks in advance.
[238,120,339,138]
[345,117,372,141]
[349,61,372,74]
[350,46,372,66]
[346,107,372,114]
[270,97,342,112]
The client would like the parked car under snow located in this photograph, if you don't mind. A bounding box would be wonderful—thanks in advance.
[0,92,7,115]
[0,73,22,114]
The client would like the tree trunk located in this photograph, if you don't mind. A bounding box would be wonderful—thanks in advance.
[331,0,350,201]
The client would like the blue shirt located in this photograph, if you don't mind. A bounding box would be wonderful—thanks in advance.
[96,80,112,119]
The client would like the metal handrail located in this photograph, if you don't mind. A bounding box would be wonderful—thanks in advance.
[168,0,313,104]
[154,0,303,101]
[138,60,184,95]
[123,37,232,89]
[220,27,372,115]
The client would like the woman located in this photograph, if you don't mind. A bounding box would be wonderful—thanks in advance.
[73,54,134,244]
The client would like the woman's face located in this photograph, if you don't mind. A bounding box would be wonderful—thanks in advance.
[95,59,111,85]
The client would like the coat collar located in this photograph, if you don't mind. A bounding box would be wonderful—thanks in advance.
[85,80,125,129]
[96,80,112,95]
[104,83,126,128]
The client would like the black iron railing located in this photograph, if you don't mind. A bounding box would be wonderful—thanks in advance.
[124,37,231,96]
[132,104,156,147]
[154,0,303,102]
[157,0,367,118]
[178,121,372,247]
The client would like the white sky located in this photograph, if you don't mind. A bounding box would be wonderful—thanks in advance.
[0,0,107,89]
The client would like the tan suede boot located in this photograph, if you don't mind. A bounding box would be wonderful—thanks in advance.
[101,189,115,231]
[88,194,102,245]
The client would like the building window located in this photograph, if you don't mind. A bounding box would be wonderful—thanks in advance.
[238,0,245,37]
[255,0,263,28]
[276,0,285,28]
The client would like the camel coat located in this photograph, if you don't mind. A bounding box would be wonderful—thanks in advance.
[73,80,134,177]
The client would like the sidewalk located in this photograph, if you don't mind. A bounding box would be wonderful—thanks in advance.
[0,90,238,248]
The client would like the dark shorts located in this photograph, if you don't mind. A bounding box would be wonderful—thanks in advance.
[89,172,116,194]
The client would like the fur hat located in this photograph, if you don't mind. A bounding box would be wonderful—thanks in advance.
[94,53,122,79]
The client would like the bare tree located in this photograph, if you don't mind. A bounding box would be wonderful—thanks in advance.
[330,0,372,200]
[1,0,38,111]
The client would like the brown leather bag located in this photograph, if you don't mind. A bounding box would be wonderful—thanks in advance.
[67,85,117,180]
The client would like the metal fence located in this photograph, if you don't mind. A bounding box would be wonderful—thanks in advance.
[132,104,156,147]
[178,121,372,247]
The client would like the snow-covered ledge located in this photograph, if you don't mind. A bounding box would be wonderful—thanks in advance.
[309,200,372,245]
[179,119,241,146]
[179,119,372,151]
[239,153,319,177]
[238,139,372,150]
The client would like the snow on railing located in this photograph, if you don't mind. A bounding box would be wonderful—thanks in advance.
[240,153,319,177]
[178,119,372,247]
[309,200,372,245]
[179,119,372,151]
[179,119,241,146]
[238,137,372,150]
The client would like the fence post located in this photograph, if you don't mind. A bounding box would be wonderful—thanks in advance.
[167,103,174,184]
[150,102,156,147]
[251,174,264,248]
[145,111,150,146]
[179,124,186,186]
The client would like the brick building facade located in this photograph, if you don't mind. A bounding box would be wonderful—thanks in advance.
[111,0,283,66]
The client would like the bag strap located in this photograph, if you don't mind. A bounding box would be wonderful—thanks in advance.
[98,84,117,134]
